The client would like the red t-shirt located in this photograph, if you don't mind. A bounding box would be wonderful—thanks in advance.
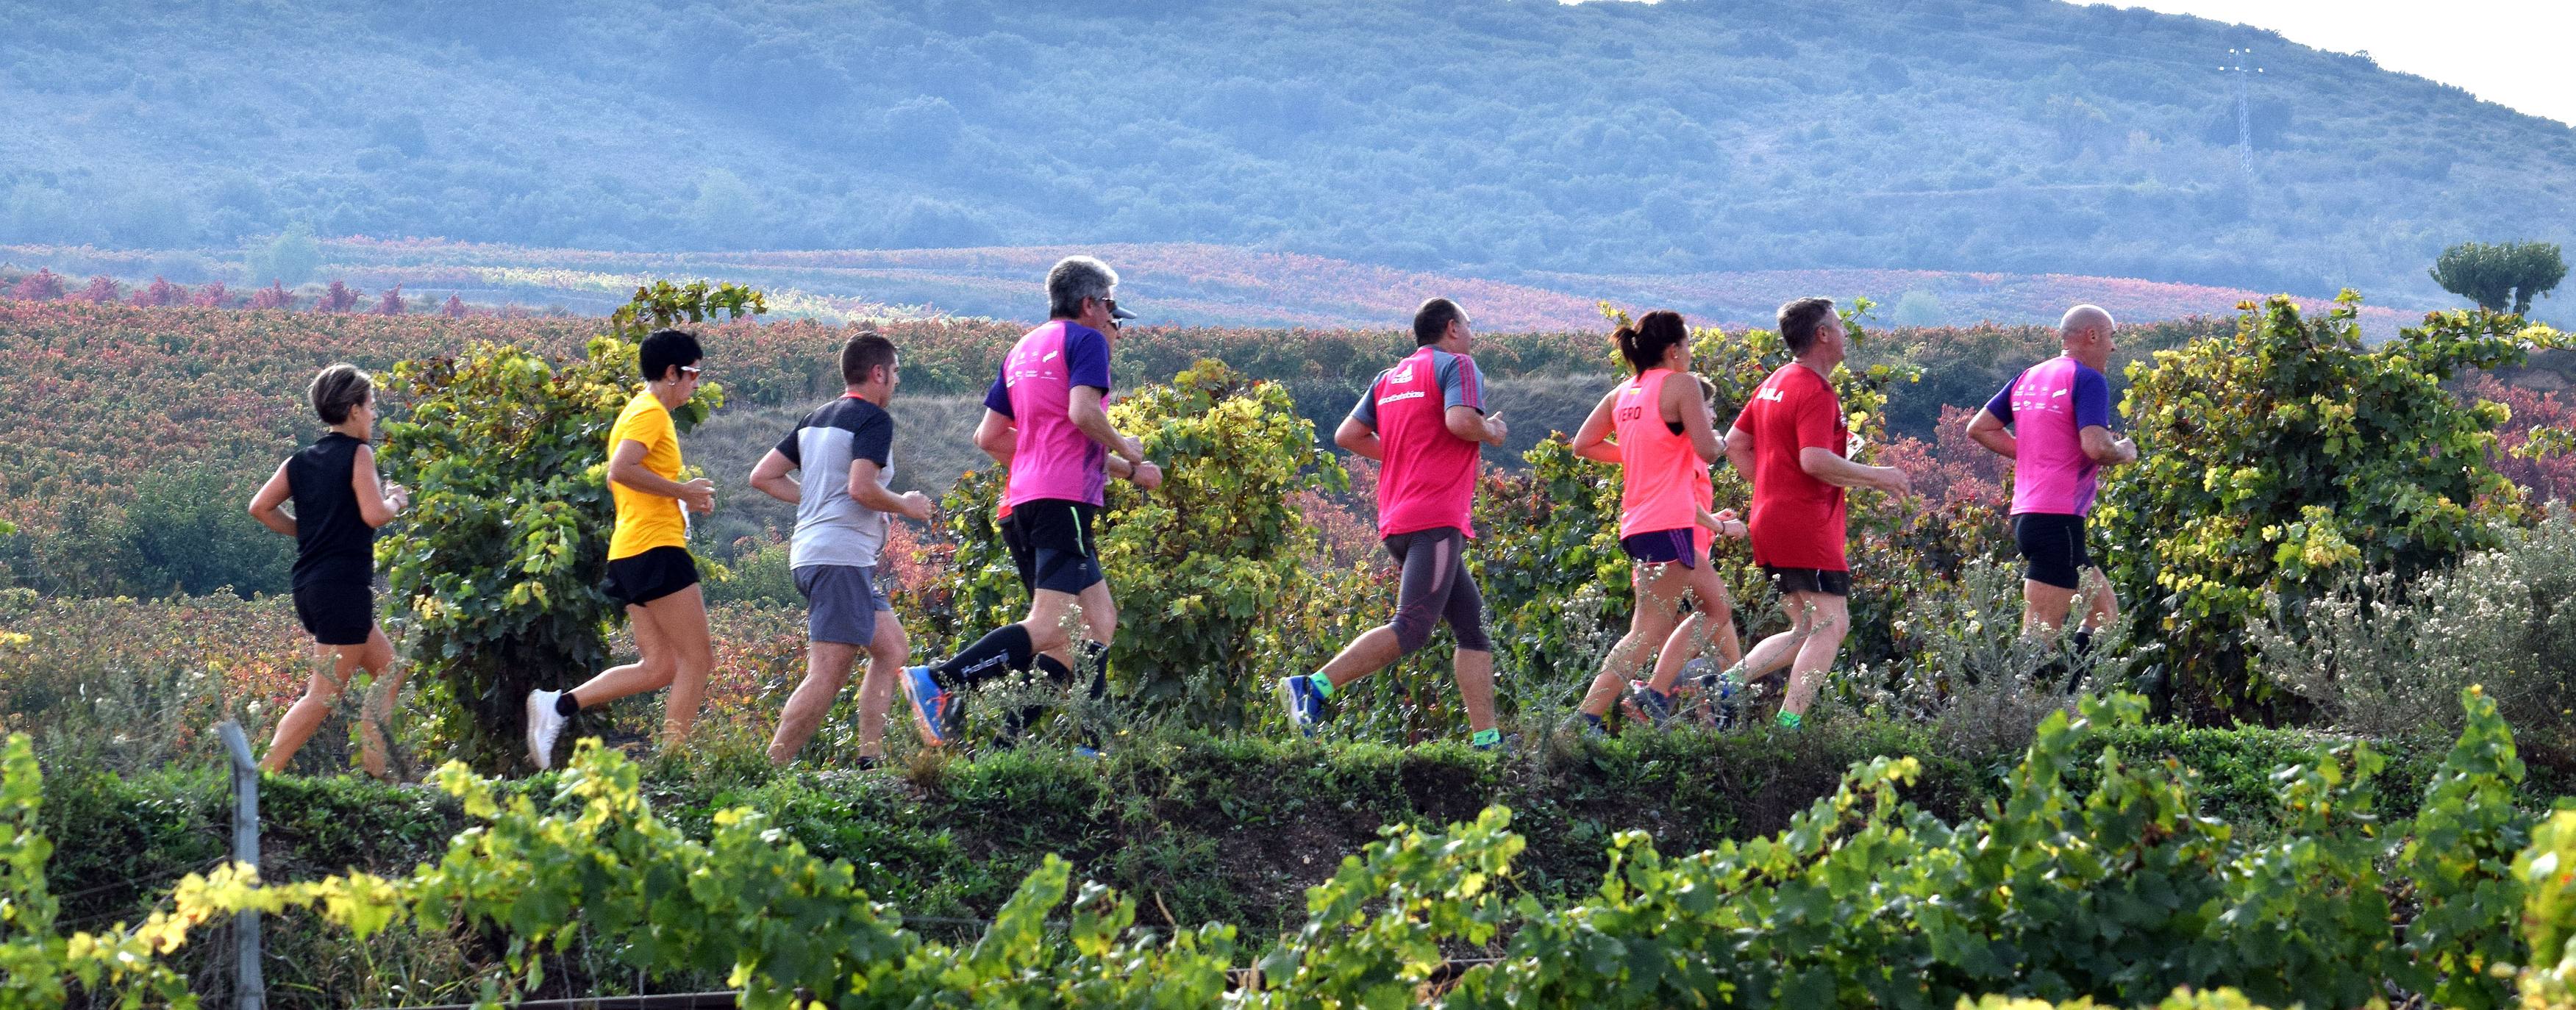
[1732,363,1849,571]
[1354,346,1486,538]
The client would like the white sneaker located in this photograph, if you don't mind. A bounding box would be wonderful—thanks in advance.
[526,690,567,770]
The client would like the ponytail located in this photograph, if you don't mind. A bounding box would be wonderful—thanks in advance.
[1614,309,1691,373]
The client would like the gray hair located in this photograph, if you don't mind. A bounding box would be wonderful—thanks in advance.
[1046,255,1119,319]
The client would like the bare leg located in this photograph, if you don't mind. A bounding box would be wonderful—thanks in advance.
[768,641,859,766]
[570,603,678,707]
[1453,648,1496,733]
[1580,562,1685,717]
[1316,626,1405,687]
[2022,579,2080,640]
[349,629,399,778]
[1644,562,1744,693]
[641,585,716,749]
[2080,567,2117,631]
[856,612,906,758]
[262,642,364,773]
[1777,592,1849,718]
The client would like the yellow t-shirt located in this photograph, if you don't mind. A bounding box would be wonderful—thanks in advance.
[606,390,687,560]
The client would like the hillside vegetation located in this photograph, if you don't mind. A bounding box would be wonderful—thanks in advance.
[1,0,2569,303]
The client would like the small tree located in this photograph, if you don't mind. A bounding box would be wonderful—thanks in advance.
[247,282,293,310]
[318,280,361,312]
[130,276,185,307]
[2094,293,2567,722]
[191,281,229,307]
[377,283,406,316]
[71,276,121,304]
[7,269,64,301]
[376,281,763,772]
[2433,240,2568,315]
[441,293,466,318]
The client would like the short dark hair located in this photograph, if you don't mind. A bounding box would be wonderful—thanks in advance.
[1413,298,1466,346]
[639,328,703,382]
[1614,309,1691,373]
[1777,298,1838,357]
[841,332,896,387]
[309,362,372,425]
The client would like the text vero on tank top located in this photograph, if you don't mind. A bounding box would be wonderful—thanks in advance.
[1001,320,1111,508]
[1613,368,1713,545]
[1371,346,1483,538]
[287,431,374,589]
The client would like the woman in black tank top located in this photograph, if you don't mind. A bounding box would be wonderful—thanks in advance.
[248,365,410,778]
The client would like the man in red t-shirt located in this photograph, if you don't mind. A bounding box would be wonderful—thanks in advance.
[1723,297,1910,728]
[1277,297,1510,750]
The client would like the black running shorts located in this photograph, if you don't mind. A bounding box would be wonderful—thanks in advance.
[602,545,700,607]
[292,581,373,647]
[2013,512,2094,591]
[1014,498,1104,595]
[1761,565,1852,598]
[1619,528,1697,569]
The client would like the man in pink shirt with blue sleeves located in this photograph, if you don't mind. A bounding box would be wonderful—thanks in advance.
[902,255,1163,747]
[1965,304,2139,650]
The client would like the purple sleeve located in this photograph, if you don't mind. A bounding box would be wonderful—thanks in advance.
[982,367,1013,418]
[1440,354,1485,412]
[2073,366,2112,430]
[1349,382,1378,427]
[1067,327,1112,393]
[1982,376,2016,425]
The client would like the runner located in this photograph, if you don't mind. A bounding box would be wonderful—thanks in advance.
[746,332,935,767]
[1963,304,2137,648]
[524,328,719,769]
[1565,312,1744,732]
[900,255,1163,747]
[1278,297,1508,750]
[246,363,409,777]
[1719,298,1912,729]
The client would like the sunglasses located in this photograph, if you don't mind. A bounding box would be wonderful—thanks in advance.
[679,365,704,379]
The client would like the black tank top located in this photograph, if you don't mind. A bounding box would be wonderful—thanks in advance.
[287,432,375,588]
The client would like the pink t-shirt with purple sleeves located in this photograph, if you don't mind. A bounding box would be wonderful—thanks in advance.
[1350,346,1487,538]
[984,320,1114,508]
[1983,356,2113,516]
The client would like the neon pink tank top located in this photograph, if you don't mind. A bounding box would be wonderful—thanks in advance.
[1613,369,1713,544]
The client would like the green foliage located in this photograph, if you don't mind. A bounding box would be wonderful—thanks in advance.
[241,222,318,287]
[2433,241,2568,315]
[699,540,799,607]
[375,283,758,772]
[116,467,290,599]
[2096,295,2567,720]
[0,734,198,1009]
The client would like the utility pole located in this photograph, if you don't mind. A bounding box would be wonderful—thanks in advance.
[2222,46,2263,179]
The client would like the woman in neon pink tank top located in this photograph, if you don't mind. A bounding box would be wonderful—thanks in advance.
[1567,311,1747,733]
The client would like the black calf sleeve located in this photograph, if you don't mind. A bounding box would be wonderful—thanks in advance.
[936,623,1035,690]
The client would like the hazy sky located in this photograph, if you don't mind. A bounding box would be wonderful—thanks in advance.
[2108,1,2573,126]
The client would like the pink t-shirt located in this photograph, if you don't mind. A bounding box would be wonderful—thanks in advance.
[1983,356,2113,516]
[984,320,1114,508]
[1351,346,1486,538]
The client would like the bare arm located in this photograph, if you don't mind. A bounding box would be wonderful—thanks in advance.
[1670,376,1724,464]
[974,409,1016,467]
[1444,405,1507,447]
[610,439,715,513]
[848,459,933,521]
[1799,446,1912,494]
[1067,386,1143,465]
[1335,416,1383,461]
[248,461,296,537]
[1724,424,1755,476]
[1569,390,1621,465]
[351,444,404,528]
[749,448,799,504]
[1965,408,2016,459]
[2080,425,2139,465]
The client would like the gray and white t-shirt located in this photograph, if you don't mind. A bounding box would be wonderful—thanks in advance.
[775,395,896,570]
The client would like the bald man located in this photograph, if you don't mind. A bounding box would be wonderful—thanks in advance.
[1964,305,2138,646]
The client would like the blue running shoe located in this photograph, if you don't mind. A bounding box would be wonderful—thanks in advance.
[1627,683,1677,728]
[901,665,958,748]
[1072,746,1103,759]
[1278,676,1324,737]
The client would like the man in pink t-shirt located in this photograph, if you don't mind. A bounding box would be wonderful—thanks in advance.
[1278,298,1510,750]
[902,256,1164,748]
[1966,304,2139,645]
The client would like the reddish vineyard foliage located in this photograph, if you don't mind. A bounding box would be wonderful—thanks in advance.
[2472,373,2576,503]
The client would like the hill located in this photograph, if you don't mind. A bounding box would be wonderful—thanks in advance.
[1,0,2569,304]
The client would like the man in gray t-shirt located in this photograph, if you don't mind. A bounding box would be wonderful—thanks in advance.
[749,334,932,767]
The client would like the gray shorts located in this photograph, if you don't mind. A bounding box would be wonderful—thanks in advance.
[794,565,894,646]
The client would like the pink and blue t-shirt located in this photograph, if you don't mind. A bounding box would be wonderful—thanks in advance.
[984,320,1114,508]
[1350,346,1487,538]
[1982,357,2113,516]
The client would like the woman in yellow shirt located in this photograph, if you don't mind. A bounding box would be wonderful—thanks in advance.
[524,329,719,769]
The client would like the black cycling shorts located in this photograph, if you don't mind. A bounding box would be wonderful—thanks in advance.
[292,581,374,647]
[999,509,1038,592]
[2013,512,2094,591]
[1013,498,1104,595]
[1761,565,1852,598]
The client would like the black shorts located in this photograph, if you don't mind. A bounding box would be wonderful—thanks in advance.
[1762,565,1852,598]
[1013,498,1103,595]
[999,510,1038,591]
[292,581,374,647]
[1619,528,1697,568]
[2013,512,2094,591]
[602,545,699,607]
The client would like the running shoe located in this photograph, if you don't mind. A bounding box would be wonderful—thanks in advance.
[901,665,959,748]
[1072,745,1103,759]
[1278,676,1324,737]
[524,689,567,771]
[1627,683,1677,728]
